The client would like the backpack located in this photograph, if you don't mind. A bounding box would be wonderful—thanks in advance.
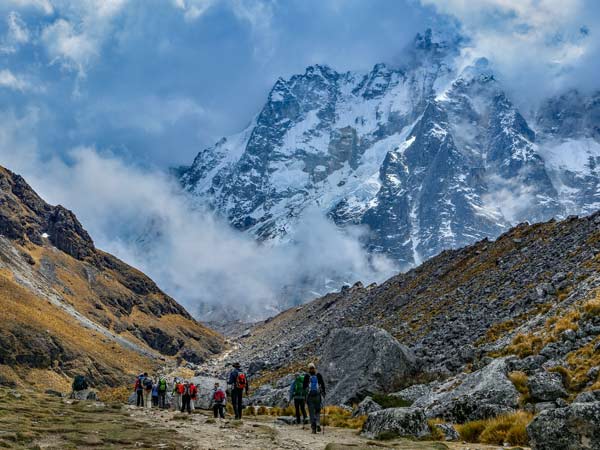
[293,375,305,397]
[190,384,198,398]
[158,378,167,392]
[144,378,153,390]
[213,389,225,404]
[235,372,247,390]
[73,375,88,391]
[309,375,320,394]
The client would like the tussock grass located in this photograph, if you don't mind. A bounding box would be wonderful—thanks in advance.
[321,406,367,429]
[456,411,533,446]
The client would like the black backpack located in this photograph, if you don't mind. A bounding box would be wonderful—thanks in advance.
[73,375,88,391]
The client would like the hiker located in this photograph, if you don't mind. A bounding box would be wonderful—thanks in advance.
[189,381,198,412]
[227,362,248,420]
[72,375,88,392]
[172,378,182,411]
[181,381,192,414]
[289,372,308,425]
[157,377,168,409]
[134,373,145,407]
[212,382,226,419]
[151,382,159,407]
[143,373,153,410]
[303,363,326,434]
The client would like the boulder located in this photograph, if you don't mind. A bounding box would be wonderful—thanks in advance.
[352,396,382,417]
[574,390,600,403]
[69,389,97,401]
[528,371,567,402]
[410,358,520,422]
[276,416,296,425]
[361,407,430,439]
[527,401,600,450]
[190,376,226,409]
[248,383,289,408]
[319,326,417,405]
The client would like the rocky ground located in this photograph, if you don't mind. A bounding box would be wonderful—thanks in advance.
[0,386,527,449]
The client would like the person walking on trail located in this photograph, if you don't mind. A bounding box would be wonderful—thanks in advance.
[189,382,198,412]
[228,362,248,420]
[172,378,182,411]
[212,382,226,419]
[157,377,168,409]
[134,373,145,408]
[303,363,326,434]
[181,381,192,414]
[151,382,159,407]
[143,374,153,410]
[289,372,308,425]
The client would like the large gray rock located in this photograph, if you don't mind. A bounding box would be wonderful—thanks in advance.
[527,401,600,450]
[528,371,568,402]
[408,357,519,422]
[361,407,430,439]
[353,396,382,417]
[190,376,226,409]
[320,326,417,405]
[574,390,600,403]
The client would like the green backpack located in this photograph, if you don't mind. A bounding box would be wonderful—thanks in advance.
[293,375,305,397]
[158,378,167,392]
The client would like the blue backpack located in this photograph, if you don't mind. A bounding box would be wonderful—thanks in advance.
[309,375,319,394]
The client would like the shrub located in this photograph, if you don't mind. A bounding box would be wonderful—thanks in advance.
[371,393,412,408]
[583,297,600,316]
[321,406,367,429]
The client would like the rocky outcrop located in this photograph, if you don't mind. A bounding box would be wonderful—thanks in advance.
[248,374,293,408]
[527,371,568,402]
[397,358,519,422]
[527,401,600,450]
[319,326,417,405]
[361,407,430,439]
[70,389,97,401]
[353,396,382,417]
[191,376,227,409]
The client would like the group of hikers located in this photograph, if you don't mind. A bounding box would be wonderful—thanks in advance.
[132,362,327,433]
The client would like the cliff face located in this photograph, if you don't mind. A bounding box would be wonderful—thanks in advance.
[0,166,223,389]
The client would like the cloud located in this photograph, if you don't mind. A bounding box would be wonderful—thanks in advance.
[0,69,29,91]
[4,0,54,15]
[0,107,396,320]
[421,0,600,104]
[172,0,215,22]
[0,12,29,54]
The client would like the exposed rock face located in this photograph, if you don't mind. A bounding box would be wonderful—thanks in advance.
[191,376,226,409]
[527,371,568,402]
[319,326,417,405]
[353,396,382,417]
[527,401,600,450]
[397,358,519,422]
[434,423,460,442]
[361,407,430,439]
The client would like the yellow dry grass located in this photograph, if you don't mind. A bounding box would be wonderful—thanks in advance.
[456,411,533,446]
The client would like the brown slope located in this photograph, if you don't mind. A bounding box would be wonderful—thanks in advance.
[0,166,223,389]
[225,213,600,385]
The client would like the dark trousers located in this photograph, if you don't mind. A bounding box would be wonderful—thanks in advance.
[136,390,144,407]
[152,396,158,407]
[294,398,307,423]
[181,394,191,413]
[231,388,243,419]
[158,392,166,408]
[307,393,321,429]
[213,403,225,418]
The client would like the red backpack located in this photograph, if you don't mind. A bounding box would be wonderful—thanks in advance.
[235,372,247,390]
[190,384,198,398]
[214,389,225,403]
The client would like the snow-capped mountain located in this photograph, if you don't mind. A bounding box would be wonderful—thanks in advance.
[180,29,600,269]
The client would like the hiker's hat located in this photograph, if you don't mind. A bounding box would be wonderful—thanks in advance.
[233,362,241,368]
[308,363,316,369]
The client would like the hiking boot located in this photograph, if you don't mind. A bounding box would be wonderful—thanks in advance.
[303,418,309,425]
[311,425,317,434]
[317,425,321,433]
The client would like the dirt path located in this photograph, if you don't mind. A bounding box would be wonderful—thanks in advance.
[129,407,518,450]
